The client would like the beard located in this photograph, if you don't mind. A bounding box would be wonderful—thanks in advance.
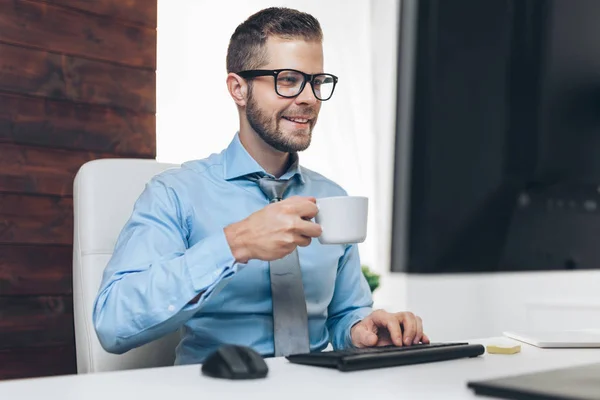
[245,90,317,153]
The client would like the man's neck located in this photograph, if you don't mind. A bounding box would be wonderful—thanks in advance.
[238,129,291,178]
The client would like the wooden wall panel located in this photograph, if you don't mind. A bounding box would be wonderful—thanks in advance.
[0,143,128,196]
[0,0,156,69]
[0,44,156,112]
[0,0,157,381]
[0,346,76,380]
[0,296,74,349]
[46,0,157,27]
[0,194,73,245]
[0,93,155,156]
[0,245,72,296]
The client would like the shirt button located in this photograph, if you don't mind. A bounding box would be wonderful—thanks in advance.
[168,305,175,312]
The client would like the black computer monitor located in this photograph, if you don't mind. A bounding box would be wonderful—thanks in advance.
[391,0,600,274]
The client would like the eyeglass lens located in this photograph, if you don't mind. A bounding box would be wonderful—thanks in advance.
[276,70,335,100]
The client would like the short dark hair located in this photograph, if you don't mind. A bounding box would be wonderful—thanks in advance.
[226,7,323,73]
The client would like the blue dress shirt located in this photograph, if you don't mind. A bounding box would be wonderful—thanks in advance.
[93,133,374,364]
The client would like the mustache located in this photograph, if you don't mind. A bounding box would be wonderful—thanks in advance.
[279,107,318,119]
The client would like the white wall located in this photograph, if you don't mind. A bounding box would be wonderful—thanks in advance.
[373,270,600,341]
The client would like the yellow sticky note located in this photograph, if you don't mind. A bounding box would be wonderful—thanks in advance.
[486,344,521,355]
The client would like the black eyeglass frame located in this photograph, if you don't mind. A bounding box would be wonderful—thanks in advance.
[236,68,339,101]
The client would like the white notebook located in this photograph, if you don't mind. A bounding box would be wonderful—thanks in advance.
[503,329,600,348]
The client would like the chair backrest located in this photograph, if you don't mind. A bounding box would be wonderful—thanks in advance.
[73,158,181,373]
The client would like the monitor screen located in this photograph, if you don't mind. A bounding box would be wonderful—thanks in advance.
[391,0,600,273]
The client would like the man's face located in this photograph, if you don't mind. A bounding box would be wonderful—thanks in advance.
[245,36,324,153]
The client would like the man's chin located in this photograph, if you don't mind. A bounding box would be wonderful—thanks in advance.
[278,139,311,153]
[255,125,312,152]
[285,132,312,152]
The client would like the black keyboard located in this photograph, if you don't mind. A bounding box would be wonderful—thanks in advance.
[286,342,485,371]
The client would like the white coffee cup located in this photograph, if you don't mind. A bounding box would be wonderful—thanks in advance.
[315,196,368,244]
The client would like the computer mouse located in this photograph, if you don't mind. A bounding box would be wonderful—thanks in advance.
[201,344,268,380]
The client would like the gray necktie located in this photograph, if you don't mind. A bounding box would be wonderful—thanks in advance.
[250,175,310,357]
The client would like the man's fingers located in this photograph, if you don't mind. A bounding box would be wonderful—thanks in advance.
[288,198,319,219]
[294,219,322,238]
[353,311,427,348]
[370,311,403,347]
[422,333,431,344]
[385,319,404,347]
[295,234,312,247]
[414,316,423,344]
[398,312,418,346]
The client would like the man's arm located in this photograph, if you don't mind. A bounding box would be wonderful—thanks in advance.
[92,177,242,354]
[326,244,374,350]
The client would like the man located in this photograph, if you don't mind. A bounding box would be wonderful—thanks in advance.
[93,7,429,365]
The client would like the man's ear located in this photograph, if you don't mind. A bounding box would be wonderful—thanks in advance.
[226,73,248,107]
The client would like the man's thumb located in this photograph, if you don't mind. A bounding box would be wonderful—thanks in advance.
[362,331,377,346]
[352,322,377,347]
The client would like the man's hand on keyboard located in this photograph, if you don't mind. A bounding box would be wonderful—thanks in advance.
[350,310,430,348]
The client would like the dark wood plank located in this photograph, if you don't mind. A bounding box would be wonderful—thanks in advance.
[0,296,74,350]
[0,0,156,69]
[0,143,133,196]
[0,92,155,156]
[0,245,72,296]
[46,0,157,27]
[0,345,76,380]
[0,194,73,245]
[0,44,155,113]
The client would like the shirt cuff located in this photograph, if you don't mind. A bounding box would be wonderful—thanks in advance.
[183,229,244,293]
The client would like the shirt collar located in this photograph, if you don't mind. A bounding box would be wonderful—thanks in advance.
[223,132,305,184]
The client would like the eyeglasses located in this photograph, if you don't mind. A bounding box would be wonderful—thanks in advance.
[236,69,338,101]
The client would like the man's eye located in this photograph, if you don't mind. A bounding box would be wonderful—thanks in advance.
[280,77,298,84]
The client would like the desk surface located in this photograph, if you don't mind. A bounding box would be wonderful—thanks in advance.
[2,337,600,399]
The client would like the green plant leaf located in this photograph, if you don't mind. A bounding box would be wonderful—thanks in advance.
[361,265,380,293]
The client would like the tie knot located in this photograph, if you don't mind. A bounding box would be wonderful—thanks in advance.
[253,175,293,203]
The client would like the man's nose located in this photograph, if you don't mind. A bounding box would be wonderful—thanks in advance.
[295,81,318,105]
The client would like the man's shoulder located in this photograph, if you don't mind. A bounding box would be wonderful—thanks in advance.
[300,166,348,197]
[150,152,224,189]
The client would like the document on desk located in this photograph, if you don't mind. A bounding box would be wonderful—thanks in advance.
[503,329,600,348]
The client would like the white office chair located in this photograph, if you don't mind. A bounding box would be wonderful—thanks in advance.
[73,158,181,373]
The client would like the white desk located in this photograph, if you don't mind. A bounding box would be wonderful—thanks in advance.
[2,337,600,399]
